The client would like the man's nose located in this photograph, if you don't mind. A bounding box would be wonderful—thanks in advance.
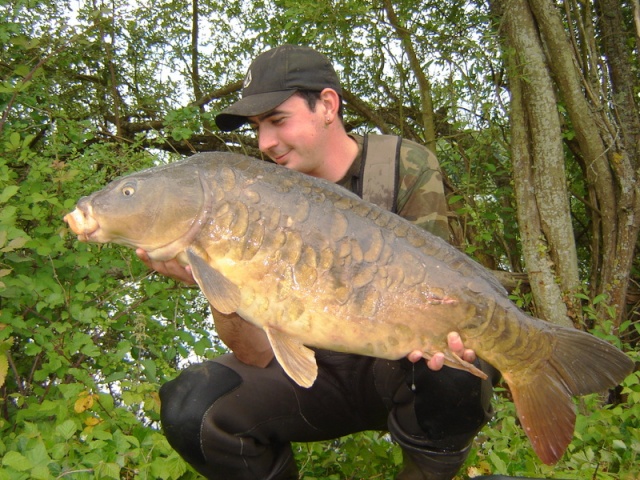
[257,127,277,153]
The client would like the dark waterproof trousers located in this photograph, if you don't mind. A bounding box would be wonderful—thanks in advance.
[160,350,497,480]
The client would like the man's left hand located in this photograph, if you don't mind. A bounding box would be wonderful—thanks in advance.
[406,332,477,371]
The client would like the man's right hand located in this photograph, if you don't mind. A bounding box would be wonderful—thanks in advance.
[136,249,273,366]
[135,248,197,285]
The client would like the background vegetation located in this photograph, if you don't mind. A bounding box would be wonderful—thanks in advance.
[0,0,638,478]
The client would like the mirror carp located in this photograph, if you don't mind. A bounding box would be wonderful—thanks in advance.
[64,152,634,465]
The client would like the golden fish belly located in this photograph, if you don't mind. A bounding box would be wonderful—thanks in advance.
[210,246,463,361]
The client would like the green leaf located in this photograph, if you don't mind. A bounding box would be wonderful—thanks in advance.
[2,451,32,471]
[612,439,627,450]
[55,419,78,440]
[142,359,157,380]
[30,465,51,480]
[0,185,19,204]
[95,462,121,479]
[488,450,507,473]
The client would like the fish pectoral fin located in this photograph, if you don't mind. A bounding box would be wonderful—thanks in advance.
[186,248,240,314]
[265,327,317,388]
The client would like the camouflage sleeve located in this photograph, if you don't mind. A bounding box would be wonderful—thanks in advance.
[396,139,450,242]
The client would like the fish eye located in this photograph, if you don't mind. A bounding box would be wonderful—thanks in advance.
[122,184,135,196]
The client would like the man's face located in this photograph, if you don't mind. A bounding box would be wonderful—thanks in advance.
[248,94,327,176]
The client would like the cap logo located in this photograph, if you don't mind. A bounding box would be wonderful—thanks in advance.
[243,70,252,90]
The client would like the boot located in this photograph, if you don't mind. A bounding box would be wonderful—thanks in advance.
[390,413,470,480]
[396,444,470,480]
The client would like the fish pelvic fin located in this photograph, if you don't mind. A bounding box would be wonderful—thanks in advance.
[265,327,317,388]
[420,350,488,379]
[505,325,634,465]
[448,351,488,379]
[187,248,240,314]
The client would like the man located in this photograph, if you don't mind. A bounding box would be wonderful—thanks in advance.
[139,45,497,479]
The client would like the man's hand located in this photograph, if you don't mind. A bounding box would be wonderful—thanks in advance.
[136,249,273,366]
[407,332,477,371]
[213,310,274,367]
[135,248,196,285]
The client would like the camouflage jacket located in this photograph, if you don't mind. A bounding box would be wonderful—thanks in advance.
[338,134,450,241]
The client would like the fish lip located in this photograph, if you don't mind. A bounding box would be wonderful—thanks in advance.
[64,206,100,242]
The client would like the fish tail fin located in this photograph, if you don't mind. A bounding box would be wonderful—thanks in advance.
[504,325,634,465]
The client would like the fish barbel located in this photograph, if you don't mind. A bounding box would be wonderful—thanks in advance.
[64,152,634,465]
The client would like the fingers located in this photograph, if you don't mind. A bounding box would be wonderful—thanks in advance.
[135,248,152,267]
[407,350,423,363]
[462,349,476,363]
[426,352,445,371]
[134,249,196,285]
[446,332,476,363]
[418,332,477,371]
[407,349,446,371]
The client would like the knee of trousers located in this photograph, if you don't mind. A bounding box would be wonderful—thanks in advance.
[159,361,242,468]
[399,358,498,452]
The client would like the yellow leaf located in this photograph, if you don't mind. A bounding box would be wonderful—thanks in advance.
[467,460,492,477]
[74,392,94,413]
[85,416,101,426]
[1,236,28,253]
[0,354,8,389]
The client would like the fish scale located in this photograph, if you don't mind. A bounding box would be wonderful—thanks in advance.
[64,151,634,466]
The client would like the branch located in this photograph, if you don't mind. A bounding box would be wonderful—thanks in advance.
[342,90,392,134]
[381,0,437,151]
[192,79,243,108]
[191,0,202,101]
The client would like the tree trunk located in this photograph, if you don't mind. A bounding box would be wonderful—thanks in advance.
[592,0,640,329]
[492,0,579,327]
[492,0,640,330]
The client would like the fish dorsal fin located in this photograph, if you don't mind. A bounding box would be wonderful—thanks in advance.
[186,248,240,314]
[265,327,317,388]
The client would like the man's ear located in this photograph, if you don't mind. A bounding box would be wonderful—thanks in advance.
[319,88,341,122]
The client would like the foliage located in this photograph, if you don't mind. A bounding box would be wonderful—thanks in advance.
[0,138,211,479]
[1,0,638,479]
[466,363,640,480]
[476,297,640,479]
[295,431,402,480]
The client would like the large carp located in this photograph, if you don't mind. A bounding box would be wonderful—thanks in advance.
[64,152,633,465]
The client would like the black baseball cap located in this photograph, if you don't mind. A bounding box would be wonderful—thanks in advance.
[215,45,342,132]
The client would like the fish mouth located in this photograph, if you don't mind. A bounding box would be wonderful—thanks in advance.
[63,207,100,242]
